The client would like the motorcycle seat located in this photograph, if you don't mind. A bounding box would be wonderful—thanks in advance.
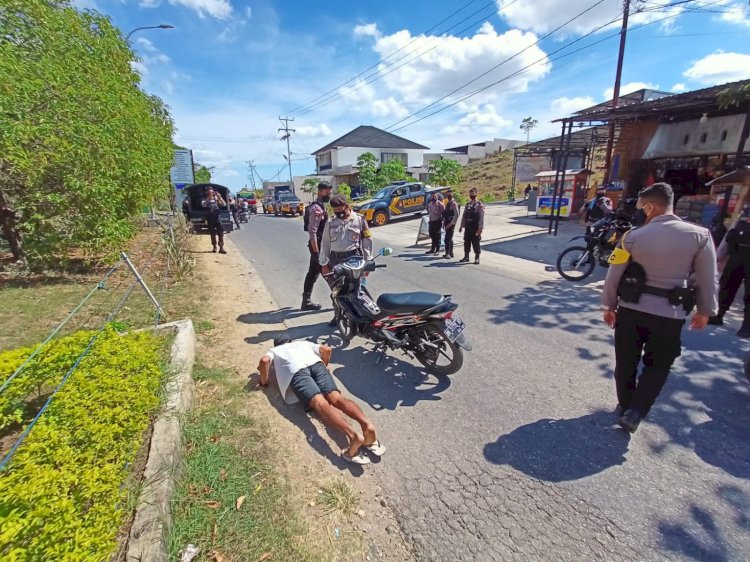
[377,292,444,314]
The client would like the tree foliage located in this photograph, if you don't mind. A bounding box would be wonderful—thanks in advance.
[378,159,413,188]
[356,152,380,195]
[194,164,212,184]
[0,0,175,267]
[428,158,463,186]
[336,183,352,201]
[301,177,319,195]
[519,116,538,144]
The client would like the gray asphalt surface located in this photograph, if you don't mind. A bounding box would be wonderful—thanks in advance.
[230,212,750,562]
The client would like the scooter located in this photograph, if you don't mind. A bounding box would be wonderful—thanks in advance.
[328,248,471,376]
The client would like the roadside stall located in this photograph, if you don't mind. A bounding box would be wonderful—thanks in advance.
[534,169,592,219]
[706,166,750,224]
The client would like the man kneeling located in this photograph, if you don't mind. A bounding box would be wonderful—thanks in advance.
[258,335,385,465]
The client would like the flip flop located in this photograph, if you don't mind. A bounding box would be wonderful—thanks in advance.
[341,450,370,465]
[363,440,387,457]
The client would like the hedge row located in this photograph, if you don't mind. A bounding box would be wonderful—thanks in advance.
[0,327,166,561]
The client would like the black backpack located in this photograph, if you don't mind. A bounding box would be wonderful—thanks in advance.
[303,201,324,232]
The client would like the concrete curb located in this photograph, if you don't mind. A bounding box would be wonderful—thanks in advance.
[126,319,197,562]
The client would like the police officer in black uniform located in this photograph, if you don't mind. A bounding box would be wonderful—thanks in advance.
[301,181,333,311]
[459,187,484,264]
[202,186,226,254]
[710,207,750,336]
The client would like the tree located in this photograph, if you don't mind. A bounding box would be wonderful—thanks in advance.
[194,164,213,184]
[378,159,412,188]
[0,0,175,267]
[519,117,538,144]
[336,183,352,201]
[427,158,462,186]
[356,152,380,195]
[301,177,319,195]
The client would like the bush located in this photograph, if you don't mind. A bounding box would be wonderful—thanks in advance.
[481,193,495,204]
[0,327,166,561]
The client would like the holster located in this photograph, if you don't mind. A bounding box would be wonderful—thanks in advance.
[642,285,696,313]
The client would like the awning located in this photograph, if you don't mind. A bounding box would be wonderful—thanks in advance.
[642,115,746,159]
[535,169,592,178]
[706,166,750,186]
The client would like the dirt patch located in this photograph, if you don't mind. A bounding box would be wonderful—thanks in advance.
[192,237,415,561]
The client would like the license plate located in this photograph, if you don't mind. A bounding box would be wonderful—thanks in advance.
[444,317,466,343]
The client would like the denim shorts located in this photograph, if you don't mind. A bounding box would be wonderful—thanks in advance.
[290,362,338,405]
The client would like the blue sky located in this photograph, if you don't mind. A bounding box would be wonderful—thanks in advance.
[75,0,750,188]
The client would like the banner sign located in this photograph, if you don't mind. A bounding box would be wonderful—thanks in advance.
[536,196,571,217]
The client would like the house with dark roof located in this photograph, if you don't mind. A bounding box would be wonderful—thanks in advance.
[311,125,429,186]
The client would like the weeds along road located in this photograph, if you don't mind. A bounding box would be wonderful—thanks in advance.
[231,212,750,561]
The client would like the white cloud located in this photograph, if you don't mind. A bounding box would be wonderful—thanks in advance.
[716,3,750,27]
[671,83,687,92]
[603,81,659,100]
[442,104,512,135]
[551,96,595,116]
[296,124,333,137]
[138,0,160,7]
[339,79,377,104]
[169,0,233,20]
[365,22,551,107]
[245,6,252,18]
[497,0,685,37]
[136,37,158,52]
[683,51,750,85]
[372,97,409,118]
[354,23,381,39]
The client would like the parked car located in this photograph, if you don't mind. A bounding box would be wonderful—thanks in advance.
[183,183,234,233]
[353,181,451,226]
[263,197,275,214]
[274,194,304,217]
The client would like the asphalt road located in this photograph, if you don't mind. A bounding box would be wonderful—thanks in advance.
[231,212,750,562]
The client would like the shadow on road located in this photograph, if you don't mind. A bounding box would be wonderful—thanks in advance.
[237,306,332,327]
[483,411,630,482]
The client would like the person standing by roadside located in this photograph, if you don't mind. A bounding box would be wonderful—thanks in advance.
[426,192,445,255]
[709,207,750,336]
[442,190,460,259]
[258,335,386,465]
[229,197,241,230]
[320,195,373,325]
[602,183,718,433]
[524,184,532,200]
[202,186,226,254]
[301,181,333,311]
[459,188,484,264]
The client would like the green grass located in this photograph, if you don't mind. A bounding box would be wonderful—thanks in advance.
[192,364,230,383]
[168,407,317,562]
[319,480,359,516]
[194,320,215,334]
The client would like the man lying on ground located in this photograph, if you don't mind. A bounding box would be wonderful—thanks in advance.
[257,334,386,465]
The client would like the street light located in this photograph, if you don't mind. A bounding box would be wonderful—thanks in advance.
[126,24,174,41]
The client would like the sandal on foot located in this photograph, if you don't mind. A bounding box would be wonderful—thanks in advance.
[364,440,387,456]
[341,450,370,465]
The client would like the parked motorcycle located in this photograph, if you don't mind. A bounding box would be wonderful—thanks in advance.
[556,215,632,281]
[328,248,471,376]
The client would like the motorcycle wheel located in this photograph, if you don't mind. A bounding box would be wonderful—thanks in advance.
[412,323,463,376]
[556,246,596,281]
[336,308,357,342]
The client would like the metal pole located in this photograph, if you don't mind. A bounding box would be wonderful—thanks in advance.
[548,121,567,233]
[511,149,518,198]
[603,0,631,184]
[121,252,165,318]
[554,121,574,236]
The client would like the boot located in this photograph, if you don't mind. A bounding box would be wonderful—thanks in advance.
[738,321,750,338]
[459,256,470,263]
[219,245,227,254]
[301,294,321,311]
[708,314,724,326]
[212,244,217,253]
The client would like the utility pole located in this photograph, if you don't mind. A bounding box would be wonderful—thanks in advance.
[603,0,631,187]
[245,160,258,189]
[278,116,295,192]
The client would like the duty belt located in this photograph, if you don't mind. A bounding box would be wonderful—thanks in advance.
[641,285,696,313]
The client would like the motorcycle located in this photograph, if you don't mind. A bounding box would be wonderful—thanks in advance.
[556,215,632,281]
[239,209,250,222]
[328,248,471,376]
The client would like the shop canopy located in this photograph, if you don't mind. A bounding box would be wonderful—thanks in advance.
[706,166,750,186]
[535,169,593,179]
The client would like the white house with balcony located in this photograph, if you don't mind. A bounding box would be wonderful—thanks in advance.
[312,125,429,187]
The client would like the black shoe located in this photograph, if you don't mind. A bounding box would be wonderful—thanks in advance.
[614,404,625,417]
[449,252,455,258]
[212,245,217,253]
[738,326,750,338]
[474,257,480,265]
[618,409,642,433]
[219,247,227,254]
[301,300,322,311]
[459,256,470,263]
[443,254,450,259]
[708,315,724,326]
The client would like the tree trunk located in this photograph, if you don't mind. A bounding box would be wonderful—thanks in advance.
[0,187,25,262]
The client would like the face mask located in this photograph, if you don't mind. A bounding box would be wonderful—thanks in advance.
[334,210,348,219]
[470,194,477,200]
[632,209,647,227]
[320,194,331,203]
[446,195,453,201]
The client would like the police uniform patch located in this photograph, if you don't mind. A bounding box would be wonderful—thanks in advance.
[362,229,372,238]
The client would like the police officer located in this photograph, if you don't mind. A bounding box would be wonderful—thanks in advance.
[320,195,373,324]
[459,187,484,264]
[301,181,333,311]
[442,189,460,259]
[709,207,750,336]
[426,192,445,255]
[602,183,718,433]
[202,186,226,254]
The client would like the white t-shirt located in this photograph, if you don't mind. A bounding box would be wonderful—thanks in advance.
[264,341,322,404]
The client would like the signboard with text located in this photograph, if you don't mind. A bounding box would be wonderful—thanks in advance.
[170,149,195,186]
[536,196,571,217]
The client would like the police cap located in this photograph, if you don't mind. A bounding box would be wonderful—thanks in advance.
[330,195,348,208]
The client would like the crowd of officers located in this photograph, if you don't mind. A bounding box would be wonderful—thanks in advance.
[301,181,487,313]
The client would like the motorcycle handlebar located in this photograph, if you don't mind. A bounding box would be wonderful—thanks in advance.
[376,264,387,268]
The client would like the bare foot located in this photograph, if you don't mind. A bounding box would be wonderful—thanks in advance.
[362,423,378,447]
[346,432,364,458]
